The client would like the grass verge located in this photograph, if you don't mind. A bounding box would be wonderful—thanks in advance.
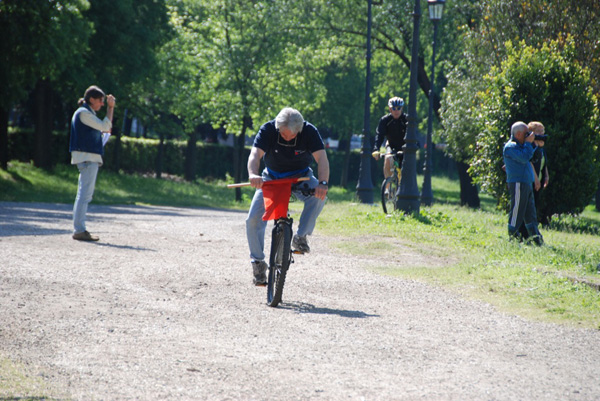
[0,357,63,400]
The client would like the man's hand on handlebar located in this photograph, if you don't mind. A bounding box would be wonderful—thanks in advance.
[314,184,327,200]
[249,174,263,189]
[372,151,381,160]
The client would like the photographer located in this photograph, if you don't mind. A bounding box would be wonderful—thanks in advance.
[528,121,550,225]
[69,85,115,241]
[503,121,543,245]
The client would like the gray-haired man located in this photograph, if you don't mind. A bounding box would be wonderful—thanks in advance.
[503,121,543,245]
[246,107,330,285]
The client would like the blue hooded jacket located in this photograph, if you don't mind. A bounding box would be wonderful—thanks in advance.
[503,139,534,183]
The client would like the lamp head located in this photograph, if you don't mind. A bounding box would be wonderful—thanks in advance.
[428,0,446,21]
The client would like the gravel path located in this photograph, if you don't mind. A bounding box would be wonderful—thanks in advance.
[1,201,599,400]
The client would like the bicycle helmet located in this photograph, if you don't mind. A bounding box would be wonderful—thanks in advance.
[388,97,405,109]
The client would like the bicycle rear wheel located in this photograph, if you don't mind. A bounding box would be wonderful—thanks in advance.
[267,223,292,307]
[381,176,399,215]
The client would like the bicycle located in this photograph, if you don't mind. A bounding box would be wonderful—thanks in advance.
[228,176,312,307]
[373,150,403,215]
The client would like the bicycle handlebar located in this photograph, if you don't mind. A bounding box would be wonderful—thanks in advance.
[292,184,316,197]
[372,150,403,158]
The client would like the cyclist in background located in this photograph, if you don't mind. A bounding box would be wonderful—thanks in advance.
[246,107,329,286]
[372,97,408,182]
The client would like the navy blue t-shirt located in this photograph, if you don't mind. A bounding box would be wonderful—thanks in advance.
[253,119,324,177]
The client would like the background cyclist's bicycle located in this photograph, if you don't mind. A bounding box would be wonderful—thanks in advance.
[373,151,403,215]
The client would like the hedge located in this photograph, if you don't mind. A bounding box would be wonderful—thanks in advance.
[7,129,454,188]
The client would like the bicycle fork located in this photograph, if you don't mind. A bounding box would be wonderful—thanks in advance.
[273,218,295,269]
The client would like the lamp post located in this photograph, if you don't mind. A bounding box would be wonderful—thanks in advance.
[356,0,375,203]
[396,0,422,214]
[421,0,446,206]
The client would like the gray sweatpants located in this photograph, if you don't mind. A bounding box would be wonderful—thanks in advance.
[507,182,539,238]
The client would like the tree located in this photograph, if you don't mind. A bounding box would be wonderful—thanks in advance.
[132,4,201,178]
[439,68,482,208]
[0,0,91,169]
[82,0,172,99]
[470,40,600,218]
[470,0,600,96]
[441,0,600,207]
[310,57,364,187]
[163,0,330,198]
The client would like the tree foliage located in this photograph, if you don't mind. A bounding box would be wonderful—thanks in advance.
[469,0,600,95]
[0,0,92,169]
[83,0,172,99]
[439,67,484,163]
[470,40,600,217]
[0,0,92,109]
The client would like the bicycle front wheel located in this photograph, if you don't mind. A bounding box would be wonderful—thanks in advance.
[267,223,292,307]
[381,176,399,215]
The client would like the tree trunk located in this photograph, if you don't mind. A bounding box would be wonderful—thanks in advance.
[184,130,197,182]
[109,116,121,172]
[596,180,600,212]
[156,132,164,179]
[32,79,54,170]
[340,138,351,188]
[457,161,480,208]
[233,125,247,202]
[0,106,8,170]
[123,112,133,136]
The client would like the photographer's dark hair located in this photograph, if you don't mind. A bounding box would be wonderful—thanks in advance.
[78,85,106,107]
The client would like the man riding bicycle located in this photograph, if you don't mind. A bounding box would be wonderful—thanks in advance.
[372,97,408,180]
[246,107,329,286]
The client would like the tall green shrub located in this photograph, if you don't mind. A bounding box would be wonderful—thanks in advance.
[471,40,600,218]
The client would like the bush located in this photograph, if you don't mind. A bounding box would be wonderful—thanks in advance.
[470,40,600,218]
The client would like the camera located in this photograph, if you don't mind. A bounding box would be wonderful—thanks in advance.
[534,134,548,141]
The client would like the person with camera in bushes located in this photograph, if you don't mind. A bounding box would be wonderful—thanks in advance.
[519,121,550,239]
[503,121,543,245]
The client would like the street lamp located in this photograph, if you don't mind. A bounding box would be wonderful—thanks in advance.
[421,0,446,206]
[396,0,422,214]
[356,0,375,203]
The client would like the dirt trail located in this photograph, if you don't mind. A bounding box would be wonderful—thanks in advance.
[1,201,599,400]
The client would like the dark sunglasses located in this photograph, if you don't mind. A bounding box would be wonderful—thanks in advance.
[391,106,403,111]
[277,130,298,147]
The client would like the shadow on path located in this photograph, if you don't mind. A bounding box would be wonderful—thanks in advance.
[0,202,244,238]
[279,301,380,318]
[91,242,156,252]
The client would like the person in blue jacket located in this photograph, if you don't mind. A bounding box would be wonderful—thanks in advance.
[503,121,543,245]
[69,85,115,241]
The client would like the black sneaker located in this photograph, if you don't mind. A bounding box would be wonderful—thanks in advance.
[292,235,310,253]
[252,260,268,286]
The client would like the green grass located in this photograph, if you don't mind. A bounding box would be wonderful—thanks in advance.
[0,357,63,400]
[317,193,600,329]
[0,161,255,209]
[2,161,600,330]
